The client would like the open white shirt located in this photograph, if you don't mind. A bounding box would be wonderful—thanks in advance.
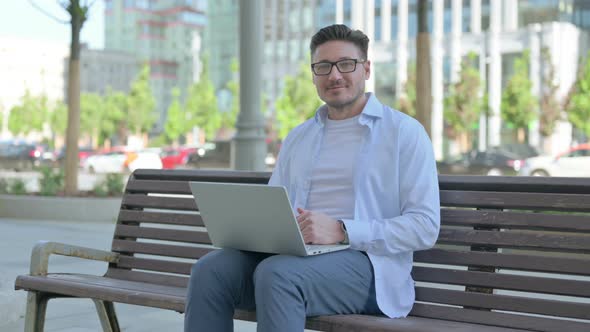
[269,93,441,318]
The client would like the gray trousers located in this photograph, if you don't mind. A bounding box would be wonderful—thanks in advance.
[184,248,381,332]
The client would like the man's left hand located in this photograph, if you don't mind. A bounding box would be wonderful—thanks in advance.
[296,208,345,244]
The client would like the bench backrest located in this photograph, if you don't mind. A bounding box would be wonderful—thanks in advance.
[107,169,590,331]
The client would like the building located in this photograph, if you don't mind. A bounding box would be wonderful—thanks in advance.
[0,36,68,140]
[104,0,207,132]
[75,45,138,95]
[314,0,590,158]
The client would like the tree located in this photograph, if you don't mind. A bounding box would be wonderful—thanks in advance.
[539,47,561,137]
[185,56,220,140]
[501,50,537,143]
[164,87,185,144]
[223,58,240,129]
[565,52,590,139]
[275,63,323,140]
[80,92,103,146]
[49,100,68,142]
[396,63,416,117]
[8,90,48,136]
[100,88,127,147]
[127,64,157,138]
[415,0,432,136]
[444,53,482,152]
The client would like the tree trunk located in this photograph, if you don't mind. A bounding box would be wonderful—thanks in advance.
[416,0,432,137]
[64,2,84,195]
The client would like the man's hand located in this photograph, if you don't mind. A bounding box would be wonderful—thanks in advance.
[296,208,345,244]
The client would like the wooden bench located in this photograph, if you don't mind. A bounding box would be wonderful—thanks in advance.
[15,169,590,331]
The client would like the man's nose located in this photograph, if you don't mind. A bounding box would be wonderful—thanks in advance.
[328,65,343,80]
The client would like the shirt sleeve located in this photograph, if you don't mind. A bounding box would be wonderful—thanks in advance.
[342,119,441,255]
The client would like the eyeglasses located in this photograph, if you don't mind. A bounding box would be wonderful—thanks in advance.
[310,59,366,76]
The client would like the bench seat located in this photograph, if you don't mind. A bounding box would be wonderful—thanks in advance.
[14,169,590,332]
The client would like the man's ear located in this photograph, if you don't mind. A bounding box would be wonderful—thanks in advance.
[364,60,371,80]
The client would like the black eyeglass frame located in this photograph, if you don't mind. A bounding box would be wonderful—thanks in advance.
[310,58,366,76]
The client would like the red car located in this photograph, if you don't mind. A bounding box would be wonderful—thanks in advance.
[160,146,197,169]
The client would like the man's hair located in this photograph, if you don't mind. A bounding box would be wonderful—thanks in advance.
[310,24,370,60]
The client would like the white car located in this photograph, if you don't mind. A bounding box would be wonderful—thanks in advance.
[519,144,590,177]
[84,149,162,174]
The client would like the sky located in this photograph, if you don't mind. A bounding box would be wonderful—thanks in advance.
[0,0,104,49]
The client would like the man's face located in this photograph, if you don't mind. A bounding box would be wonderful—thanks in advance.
[311,40,370,109]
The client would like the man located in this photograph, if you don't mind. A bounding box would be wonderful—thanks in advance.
[184,24,440,332]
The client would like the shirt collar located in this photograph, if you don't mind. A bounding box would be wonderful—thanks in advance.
[314,92,383,128]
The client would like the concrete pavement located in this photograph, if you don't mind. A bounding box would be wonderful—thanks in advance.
[0,218,267,332]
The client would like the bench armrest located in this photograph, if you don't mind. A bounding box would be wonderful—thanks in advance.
[29,240,120,276]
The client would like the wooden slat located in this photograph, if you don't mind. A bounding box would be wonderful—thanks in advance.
[438,175,590,194]
[410,302,589,332]
[125,180,191,195]
[117,256,193,275]
[412,266,590,297]
[106,268,189,288]
[122,194,197,211]
[441,209,590,232]
[415,287,590,320]
[414,248,590,275]
[115,224,212,244]
[440,190,590,212]
[132,169,270,183]
[118,210,204,227]
[436,228,590,252]
[111,239,212,259]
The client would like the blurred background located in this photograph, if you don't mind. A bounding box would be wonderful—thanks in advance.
[0,0,589,184]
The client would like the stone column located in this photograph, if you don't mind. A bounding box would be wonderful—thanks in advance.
[451,0,463,83]
[336,0,344,24]
[365,0,375,92]
[503,0,518,31]
[351,0,364,30]
[381,0,392,42]
[529,24,542,149]
[432,0,444,160]
[395,0,408,99]
[234,0,267,171]
[488,0,502,147]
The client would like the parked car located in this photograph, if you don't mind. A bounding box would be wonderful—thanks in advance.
[185,141,231,169]
[519,143,590,177]
[84,147,163,174]
[160,146,197,169]
[55,146,95,168]
[437,145,538,176]
[0,141,52,171]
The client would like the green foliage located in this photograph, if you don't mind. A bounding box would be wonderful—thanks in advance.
[127,64,157,135]
[539,48,561,137]
[565,52,590,138]
[186,56,221,140]
[8,179,27,195]
[38,166,65,196]
[101,88,127,144]
[395,63,417,117]
[444,53,483,140]
[501,50,538,132]
[223,58,240,129]
[164,87,186,143]
[275,63,323,140]
[8,90,48,136]
[93,173,124,197]
[49,101,68,137]
[0,178,8,194]
[80,92,103,139]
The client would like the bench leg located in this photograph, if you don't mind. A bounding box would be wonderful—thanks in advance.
[93,300,121,332]
[24,292,49,332]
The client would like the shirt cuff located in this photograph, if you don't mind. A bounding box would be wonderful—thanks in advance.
[340,218,371,250]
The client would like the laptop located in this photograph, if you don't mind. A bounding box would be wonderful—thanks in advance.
[189,181,350,256]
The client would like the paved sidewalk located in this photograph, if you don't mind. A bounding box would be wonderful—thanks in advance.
[0,218,267,332]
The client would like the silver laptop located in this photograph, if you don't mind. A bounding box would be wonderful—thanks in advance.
[189,181,350,256]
